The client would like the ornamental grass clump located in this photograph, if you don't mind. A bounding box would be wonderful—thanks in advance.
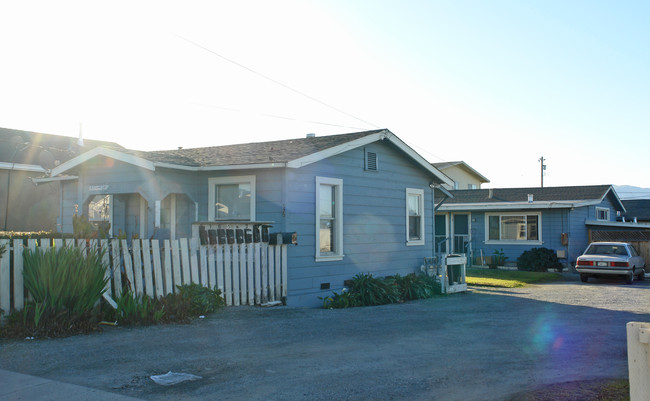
[321,272,441,309]
[20,245,109,336]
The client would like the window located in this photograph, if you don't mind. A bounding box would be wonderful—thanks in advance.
[316,177,343,261]
[596,207,609,221]
[406,188,425,246]
[87,194,113,236]
[88,194,111,222]
[468,184,477,190]
[486,213,541,243]
[208,176,256,221]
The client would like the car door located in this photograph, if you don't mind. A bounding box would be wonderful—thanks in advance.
[628,244,645,270]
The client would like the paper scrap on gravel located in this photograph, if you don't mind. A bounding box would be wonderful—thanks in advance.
[150,371,202,386]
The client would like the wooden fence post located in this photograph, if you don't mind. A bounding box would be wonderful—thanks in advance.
[0,239,10,316]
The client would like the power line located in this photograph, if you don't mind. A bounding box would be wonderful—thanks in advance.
[175,34,380,130]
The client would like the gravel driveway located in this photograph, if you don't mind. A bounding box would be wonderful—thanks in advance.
[1,273,649,401]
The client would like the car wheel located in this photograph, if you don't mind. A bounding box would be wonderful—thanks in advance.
[638,268,645,281]
[625,274,634,284]
[580,274,588,283]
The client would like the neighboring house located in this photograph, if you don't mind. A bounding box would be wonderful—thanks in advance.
[0,127,123,231]
[435,185,635,266]
[432,161,489,191]
[622,199,650,223]
[40,129,453,306]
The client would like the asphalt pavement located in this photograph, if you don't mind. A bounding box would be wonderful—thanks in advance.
[1,273,649,401]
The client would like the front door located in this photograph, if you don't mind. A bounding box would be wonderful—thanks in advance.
[452,214,469,254]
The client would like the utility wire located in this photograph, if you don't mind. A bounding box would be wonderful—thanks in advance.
[175,34,380,130]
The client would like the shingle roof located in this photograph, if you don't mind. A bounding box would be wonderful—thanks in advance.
[129,130,385,167]
[0,127,124,166]
[445,185,614,204]
[622,200,650,221]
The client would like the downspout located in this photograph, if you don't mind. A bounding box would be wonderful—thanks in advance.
[281,167,288,232]
[430,183,454,258]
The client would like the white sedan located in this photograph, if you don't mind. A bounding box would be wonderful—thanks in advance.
[576,242,646,284]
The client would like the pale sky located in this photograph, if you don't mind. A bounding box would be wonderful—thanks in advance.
[1,1,648,191]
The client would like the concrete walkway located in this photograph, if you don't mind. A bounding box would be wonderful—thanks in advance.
[0,369,144,401]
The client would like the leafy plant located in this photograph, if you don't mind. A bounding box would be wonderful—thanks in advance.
[388,273,437,301]
[108,290,164,325]
[517,247,563,272]
[0,242,6,258]
[488,249,507,269]
[22,245,109,320]
[106,284,225,325]
[348,272,401,306]
[176,283,226,315]
[321,288,357,309]
[322,272,441,309]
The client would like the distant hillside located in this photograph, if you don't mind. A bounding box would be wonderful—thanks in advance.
[614,185,650,200]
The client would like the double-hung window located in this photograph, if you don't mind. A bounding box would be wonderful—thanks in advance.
[208,176,256,221]
[596,207,609,221]
[486,213,541,243]
[316,176,343,261]
[406,188,425,246]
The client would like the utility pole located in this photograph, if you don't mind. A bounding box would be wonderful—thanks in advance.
[538,156,546,188]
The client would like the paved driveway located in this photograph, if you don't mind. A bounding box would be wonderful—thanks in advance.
[1,274,649,401]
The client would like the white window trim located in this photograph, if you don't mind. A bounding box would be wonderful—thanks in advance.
[315,176,344,262]
[207,175,256,221]
[596,207,609,221]
[406,188,425,246]
[484,211,543,245]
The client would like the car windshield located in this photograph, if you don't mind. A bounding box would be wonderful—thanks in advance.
[585,244,629,256]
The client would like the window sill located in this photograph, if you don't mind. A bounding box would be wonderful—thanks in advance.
[406,240,425,246]
[315,254,344,262]
[484,240,543,246]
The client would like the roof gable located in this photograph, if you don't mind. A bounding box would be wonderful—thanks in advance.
[431,161,490,183]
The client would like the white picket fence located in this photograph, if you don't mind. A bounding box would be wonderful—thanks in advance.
[0,237,288,314]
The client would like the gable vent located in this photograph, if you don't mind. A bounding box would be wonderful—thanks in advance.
[365,151,378,171]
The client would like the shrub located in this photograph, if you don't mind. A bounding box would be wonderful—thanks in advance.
[321,288,357,309]
[16,245,109,337]
[105,284,225,325]
[517,247,563,272]
[321,272,441,309]
[349,273,401,306]
[488,249,507,269]
[388,273,437,301]
[23,245,109,317]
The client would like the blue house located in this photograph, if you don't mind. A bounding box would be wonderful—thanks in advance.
[435,185,629,267]
[42,129,453,306]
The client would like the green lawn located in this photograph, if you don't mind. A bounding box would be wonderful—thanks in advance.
[466,268,564,288]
